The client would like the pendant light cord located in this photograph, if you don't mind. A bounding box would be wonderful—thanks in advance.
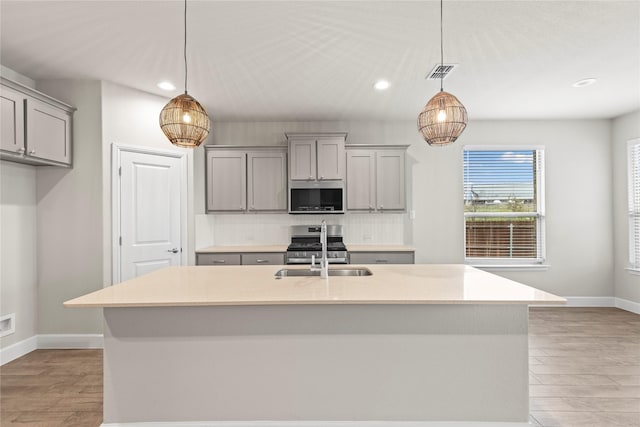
[184,0,188,94]
[440,0,444,92]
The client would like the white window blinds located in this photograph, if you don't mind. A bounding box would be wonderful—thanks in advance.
[627,139,640,269]
[463,147,545,263]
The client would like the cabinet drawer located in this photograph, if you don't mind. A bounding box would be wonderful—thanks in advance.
[241,253,285,265]
[196,253,241,266]
[349,252,414,265]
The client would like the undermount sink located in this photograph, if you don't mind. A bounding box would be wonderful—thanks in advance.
[274,267,373,278]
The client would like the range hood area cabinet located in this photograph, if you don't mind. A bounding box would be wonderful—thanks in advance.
[286,133,347,181]
[1,77,74,167]
[205,146,287,213]
[346,145,408,212]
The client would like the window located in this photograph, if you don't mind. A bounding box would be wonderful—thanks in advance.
[627,139,640,270]
[463,147,545,264]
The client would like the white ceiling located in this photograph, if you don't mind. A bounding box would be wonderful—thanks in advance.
[1,1,639,121]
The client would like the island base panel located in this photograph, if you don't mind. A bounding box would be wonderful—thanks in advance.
[103,304,528,423]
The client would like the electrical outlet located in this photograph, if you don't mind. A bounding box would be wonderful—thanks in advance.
[0,313,15,338]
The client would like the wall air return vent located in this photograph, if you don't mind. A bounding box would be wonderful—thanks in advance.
[426,64,458,80]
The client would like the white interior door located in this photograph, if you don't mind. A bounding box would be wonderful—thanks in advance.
[116,147,185,283]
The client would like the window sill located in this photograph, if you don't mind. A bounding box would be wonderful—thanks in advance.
[625,267,640,276]
[468,263,550,271]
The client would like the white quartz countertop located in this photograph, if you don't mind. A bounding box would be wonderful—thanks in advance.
[196,245,287,253]
[195,244,415,253]
[65,264,565,308]
[347,245,415,252]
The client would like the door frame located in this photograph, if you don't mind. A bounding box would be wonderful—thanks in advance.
[111,143,188,284]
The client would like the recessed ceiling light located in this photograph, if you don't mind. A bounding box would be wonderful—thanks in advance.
[157,81,176,91]
[374,80,390,90]
[572,78,597,88]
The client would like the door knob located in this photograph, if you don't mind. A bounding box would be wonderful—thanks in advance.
[167,248,179,253]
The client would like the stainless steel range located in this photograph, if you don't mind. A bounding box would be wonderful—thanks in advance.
[286,225,348,264]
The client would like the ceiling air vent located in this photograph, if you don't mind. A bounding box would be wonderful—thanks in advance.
[426,64,458,80]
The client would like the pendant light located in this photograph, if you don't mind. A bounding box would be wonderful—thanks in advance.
[159,0,210,148]
[417,0,467,146]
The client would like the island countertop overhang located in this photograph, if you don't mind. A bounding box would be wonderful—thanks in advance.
[64,264,566,308]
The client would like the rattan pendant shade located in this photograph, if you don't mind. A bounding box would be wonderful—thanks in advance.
[160,93,210,148]
[417,90,467,146]
[417,0,468,147]
[159,0,210,148]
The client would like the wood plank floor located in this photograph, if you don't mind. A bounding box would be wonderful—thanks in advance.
[1,307,638,426]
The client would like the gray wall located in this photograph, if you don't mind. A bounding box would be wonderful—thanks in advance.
[199,119,614,298]
[0,162,38,348]
[35,79,104,334]
[612,110,640,304]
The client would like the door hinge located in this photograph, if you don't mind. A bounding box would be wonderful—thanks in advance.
[119,236,122,246]
[118,167,121,177]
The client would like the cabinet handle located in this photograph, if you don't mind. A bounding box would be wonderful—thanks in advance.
[167,248,179,254]
[320,176,324,180]
[16,147,25,154]
[256,259,269,263]
[375,259,388,263]
[28,150,36,155]
[379,205,384,210]
[308,175,313,180]
[212,260,226,264]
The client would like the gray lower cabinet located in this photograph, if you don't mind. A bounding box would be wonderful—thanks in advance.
[196,252,285,266]
[240,252,285,265]
[1,77,74,167]
[206,146,287,213]
[196,253,242,266]
[349,251,415,264]
[346,145,407,212]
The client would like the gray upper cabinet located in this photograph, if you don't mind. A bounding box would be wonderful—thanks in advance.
[1,77,74,167]
[286,133,346,181]
[206,146,287,213]
[346,145,408,212]
[207,149,247,212]
[247,151,287,211]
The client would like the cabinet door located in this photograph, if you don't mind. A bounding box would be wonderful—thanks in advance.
[376,150,405,211]
[247,151,287,211]
[346,150,376,211]
[289,139,316,180]
[349,252,414,264]
[206,150,246,212]
[0,85,25,155]
[196,253,241,266]
[241,252,285,265]
[25,98,72,165]
[317,137,345,180]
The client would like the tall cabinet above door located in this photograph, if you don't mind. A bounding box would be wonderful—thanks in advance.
[286,133,347,181]
[205,146,287,213]
[1,77,75,167]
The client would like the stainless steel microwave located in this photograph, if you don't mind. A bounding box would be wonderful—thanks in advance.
[289,181,345,214]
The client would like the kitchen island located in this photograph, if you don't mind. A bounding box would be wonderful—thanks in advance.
[65,264,565,427]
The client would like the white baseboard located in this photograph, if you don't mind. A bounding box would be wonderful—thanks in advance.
[0,335,38,365]
[1,334,104,365]
[37,333,103,349]
[101,422,532,427]
[564,296,616,307]
[615,297,640,314]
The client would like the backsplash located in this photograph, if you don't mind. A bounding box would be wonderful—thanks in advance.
[195,213,407,248]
